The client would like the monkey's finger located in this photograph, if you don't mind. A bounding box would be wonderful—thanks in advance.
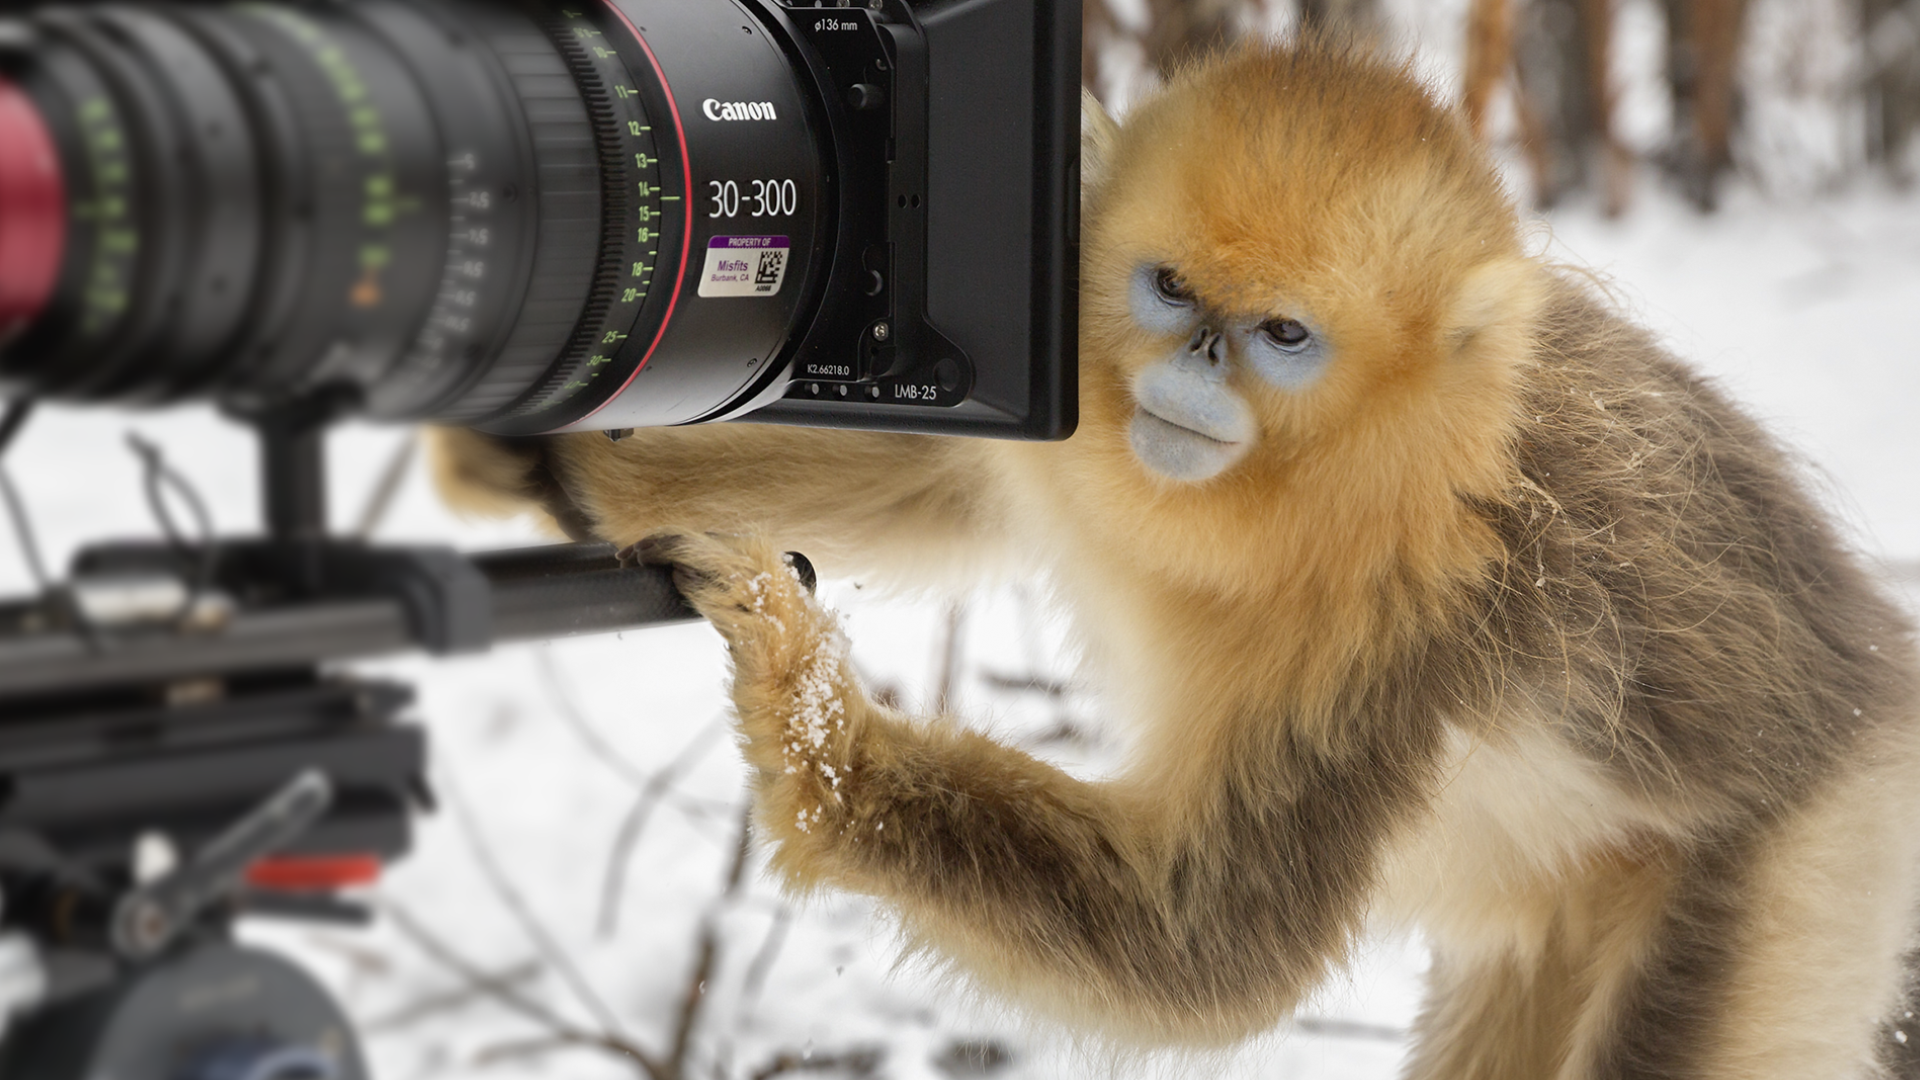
[628,532,739,604]
[628,533,689,567]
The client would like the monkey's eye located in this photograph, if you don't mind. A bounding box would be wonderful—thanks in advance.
[1151,267,1195,306]
[1259,318,1311,351]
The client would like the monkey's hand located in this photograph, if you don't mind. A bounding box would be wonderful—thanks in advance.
[425,427,599,541]
[635,533,871,842]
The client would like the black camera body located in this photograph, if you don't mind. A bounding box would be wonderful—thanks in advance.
[0,0,1079,437]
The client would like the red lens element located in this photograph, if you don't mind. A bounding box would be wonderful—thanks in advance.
[0,76,65,341]
[245,854,384,891]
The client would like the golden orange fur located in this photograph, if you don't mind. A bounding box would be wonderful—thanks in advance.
[434,40,1920,1078]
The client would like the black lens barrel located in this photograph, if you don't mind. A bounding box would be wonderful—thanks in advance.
[0,0,644,424]
[0,0,964,435]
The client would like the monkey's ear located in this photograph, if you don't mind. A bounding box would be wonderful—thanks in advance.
[1443,257,1547,363]
[1081,88,1120,197]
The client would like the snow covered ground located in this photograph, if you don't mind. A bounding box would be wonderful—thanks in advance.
[4,69,1919,1080]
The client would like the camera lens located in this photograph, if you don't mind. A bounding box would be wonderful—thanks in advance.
[0,0,830,432]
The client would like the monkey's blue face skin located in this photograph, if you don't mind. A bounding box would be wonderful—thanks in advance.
[1125,265,1333,482]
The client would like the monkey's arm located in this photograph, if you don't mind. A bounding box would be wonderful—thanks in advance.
[654,533,1428,1043]
[430,425,1013,578]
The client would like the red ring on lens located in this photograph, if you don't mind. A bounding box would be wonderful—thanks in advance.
[581,0,693,424]
[0,76,66,341]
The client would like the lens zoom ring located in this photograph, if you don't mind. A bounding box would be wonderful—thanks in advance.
[512,18,629,415]
[450,28,602,418]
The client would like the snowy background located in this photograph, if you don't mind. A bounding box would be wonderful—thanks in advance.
[4,0,1920,1076]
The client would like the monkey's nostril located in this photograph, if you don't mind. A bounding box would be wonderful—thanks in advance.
[1188,327,1224,362]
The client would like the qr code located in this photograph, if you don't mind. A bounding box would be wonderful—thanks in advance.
[755,249,786,287]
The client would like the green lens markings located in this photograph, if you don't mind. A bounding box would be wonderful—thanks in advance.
[514,4,672,416]
[248,5,416,311]
[71,95,137,336]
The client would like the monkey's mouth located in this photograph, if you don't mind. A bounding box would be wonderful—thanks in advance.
[1128,407,1252,482]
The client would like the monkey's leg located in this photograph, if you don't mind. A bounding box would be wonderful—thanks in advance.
[652,533,1443,1044]
[430,425,1012,579]
[1617,773,1918,1079]
[1404,848,1675,1080]
[1406,785,1919,1079]
[1402,947,1580,1080]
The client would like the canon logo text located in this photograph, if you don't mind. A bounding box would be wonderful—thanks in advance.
[703,99,777,121]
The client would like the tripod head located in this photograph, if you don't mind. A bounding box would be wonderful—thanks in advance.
[0,403,696,1079]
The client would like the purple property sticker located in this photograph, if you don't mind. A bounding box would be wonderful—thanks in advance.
[698,235,790,298]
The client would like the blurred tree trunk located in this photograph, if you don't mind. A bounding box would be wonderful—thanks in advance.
[1502,0,1631,212]
[1298,0,1383,39]
[1140,0,1242,74]
[1862,0,1920,181]
[1464,0,1517,139]
[1515,0,1587,205]
[1662,0,1750,209]
[1084,0,1120,100]
[1581,0,1633,214]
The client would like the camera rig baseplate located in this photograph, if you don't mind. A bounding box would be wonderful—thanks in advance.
[0,409,699,1079]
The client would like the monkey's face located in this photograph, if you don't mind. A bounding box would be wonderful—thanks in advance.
[1075,47,1546,504]
[1122,263,1332,482]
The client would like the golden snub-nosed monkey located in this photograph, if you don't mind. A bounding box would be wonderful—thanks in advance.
[433,40,1920,1080]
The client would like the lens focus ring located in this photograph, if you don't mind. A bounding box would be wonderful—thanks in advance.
[434,23,603,420]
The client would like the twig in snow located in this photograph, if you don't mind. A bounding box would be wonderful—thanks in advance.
[442,768,635,1047]
[976,670,1074,699]
[748,1046,885,1080]
[470,1034,591,1067]
[599,717,730,938]
[365,959,542,1032]
[1014,717,1100,752]
[379,899,665,1078]
[538,648,651,787]
[734,905,792,1029]
[1289,1016,1407,1042]
[664,809,754,1079]
[933,598,968,714]
[299,930,395,978]
[849,659,903,711]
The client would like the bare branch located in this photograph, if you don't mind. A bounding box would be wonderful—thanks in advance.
[599,718,730,938]
[1290,1015,1407,1042]
[976,669,1074,699]
[299,930,395,978]
[365,959,542,1033]
[734,905,792,1029]
[537,648,653,787]
[380,899,666,1079]
[932,598,967,714]
[748,1046,885,1080]
[665,809,754,1079]
[442,768,636,1048]
[470,1034,597,1067]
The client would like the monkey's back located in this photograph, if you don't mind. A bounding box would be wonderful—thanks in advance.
[1476,280,1919,821]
